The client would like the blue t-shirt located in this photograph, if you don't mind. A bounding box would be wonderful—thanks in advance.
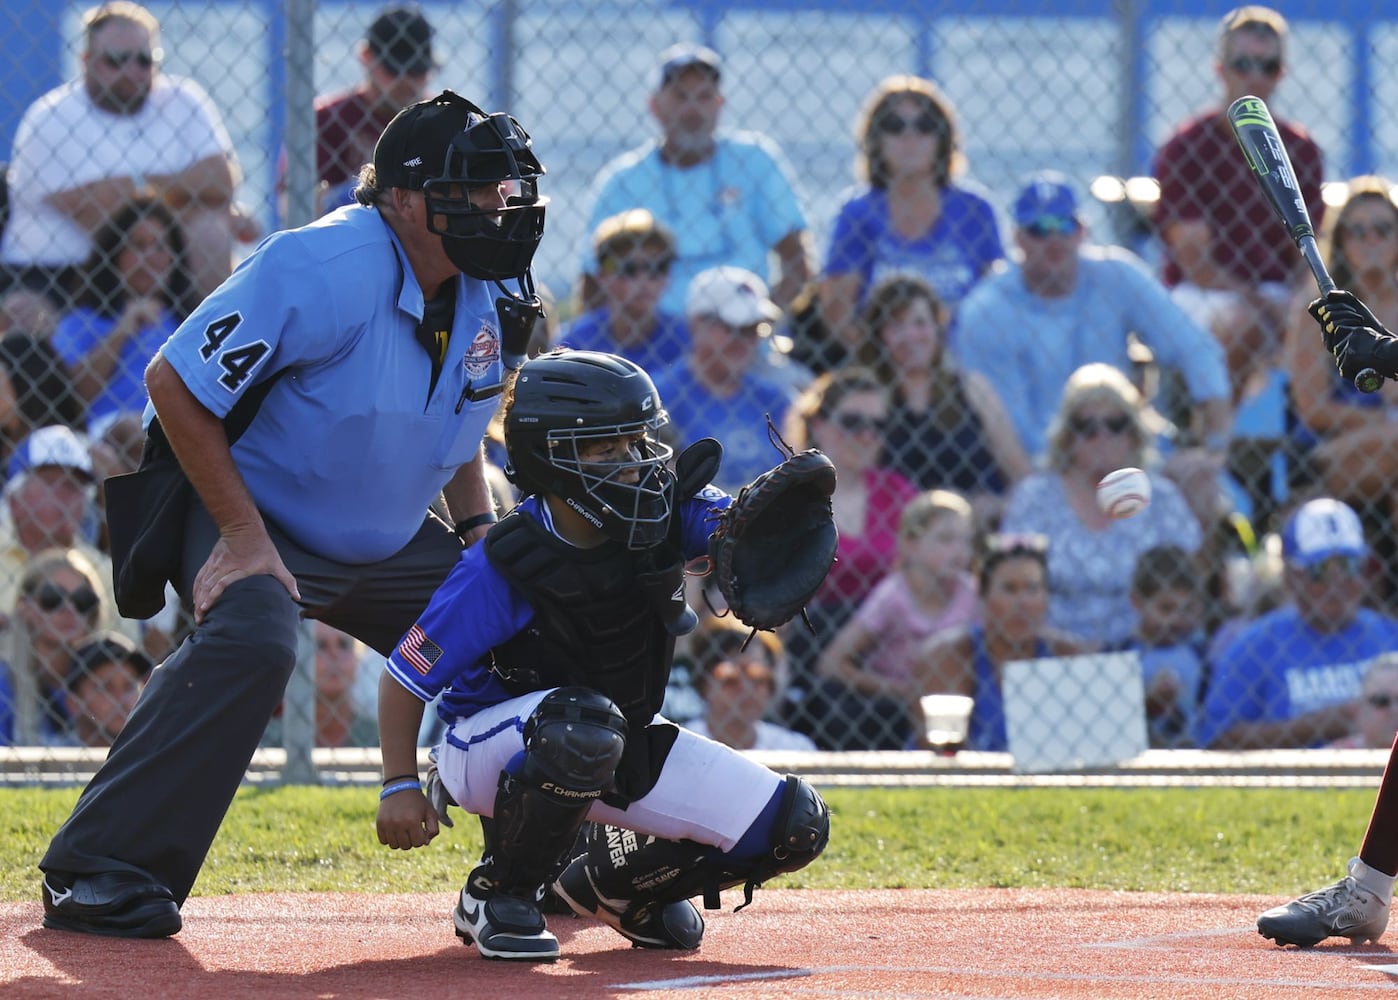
[386,489,732,723]
[822,182,1004,310]
[1194,606,1398,748]
[52,305,179,427]
[649,361,796,493]
[955,244,1230,458]
[153,205,502,564]
[580,132,809,316]
[557,309,690,375]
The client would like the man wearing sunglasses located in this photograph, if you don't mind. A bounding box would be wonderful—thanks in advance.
[1151,5,1324,403]
[1195,497,1398,752]
[1,1,255,307]
[957,171,1231,463]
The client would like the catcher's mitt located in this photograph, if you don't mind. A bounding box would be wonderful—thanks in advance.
[708,448,838,632]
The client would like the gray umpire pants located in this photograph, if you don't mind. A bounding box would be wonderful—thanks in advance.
[40,497,463,904]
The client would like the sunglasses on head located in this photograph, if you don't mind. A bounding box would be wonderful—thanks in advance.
[985,532,1049,557]
[609,256,673,279]
[99,49,156,70]
[878,112,943,136]
[1069,414,1131,438]
[29,582,100,615]
[1367,693,1398,710]
[830,411,886,434]
[1345,221,1396,241]
[1228,55,1281,77]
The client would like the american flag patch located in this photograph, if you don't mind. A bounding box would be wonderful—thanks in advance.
[398,625,443,676]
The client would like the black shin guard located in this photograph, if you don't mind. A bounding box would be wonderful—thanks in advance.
[482,688,627,896]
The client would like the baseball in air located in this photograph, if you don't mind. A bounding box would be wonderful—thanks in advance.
[1096,467,1151,519]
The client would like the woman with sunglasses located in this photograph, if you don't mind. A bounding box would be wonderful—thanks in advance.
[0,547,109,745]
[857,274,1028,531]
[912,532,1090,753]
[1284,178,1398,598]
[777,367,917,741]
[818,75,1003,351]
[999,363,1202,645]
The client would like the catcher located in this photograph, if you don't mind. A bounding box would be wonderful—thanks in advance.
[374,348,835,962]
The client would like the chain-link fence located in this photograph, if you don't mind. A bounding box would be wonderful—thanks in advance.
[2,0,1398,776]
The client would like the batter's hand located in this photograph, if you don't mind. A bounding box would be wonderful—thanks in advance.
[191,523,300,623]
[377,789,440,850]
[1309,289,1398,385]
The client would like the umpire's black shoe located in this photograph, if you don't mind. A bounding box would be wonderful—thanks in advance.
[41,871,182,938]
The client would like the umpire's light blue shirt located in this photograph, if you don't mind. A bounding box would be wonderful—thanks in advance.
[153,205,503,564]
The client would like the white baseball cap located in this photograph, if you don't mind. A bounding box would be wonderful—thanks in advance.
[1281,497,1367,567]
[685,266,781,328]
[7,425,93,482]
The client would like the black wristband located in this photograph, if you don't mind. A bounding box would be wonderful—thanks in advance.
[381,773,418,786]
[454,511,498,537]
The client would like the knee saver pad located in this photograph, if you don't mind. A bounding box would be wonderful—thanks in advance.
[520,686,628,796]
[767,774,830,877]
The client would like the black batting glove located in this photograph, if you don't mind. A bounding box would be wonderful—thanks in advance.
[1308,289,1398,387]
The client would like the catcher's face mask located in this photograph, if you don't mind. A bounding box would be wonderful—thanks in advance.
[547,422,675,549]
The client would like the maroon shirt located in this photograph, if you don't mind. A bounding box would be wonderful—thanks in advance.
[314,88,398,187]
[1152,109,1325,287]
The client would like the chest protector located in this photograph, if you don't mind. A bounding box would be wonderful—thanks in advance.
[484,512,675,725]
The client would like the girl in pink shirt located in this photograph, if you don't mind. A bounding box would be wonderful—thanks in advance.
[812,489,978,747]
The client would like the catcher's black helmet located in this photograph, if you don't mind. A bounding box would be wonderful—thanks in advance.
[504,350,674,549]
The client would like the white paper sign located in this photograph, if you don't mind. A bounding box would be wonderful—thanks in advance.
[1002,652,1149,773]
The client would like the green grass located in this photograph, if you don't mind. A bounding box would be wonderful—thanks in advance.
[0,785,1374,902]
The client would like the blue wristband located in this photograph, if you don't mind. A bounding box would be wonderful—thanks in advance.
[379,780,422,801]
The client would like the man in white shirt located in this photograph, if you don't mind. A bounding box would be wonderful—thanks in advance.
[1,2,254,304]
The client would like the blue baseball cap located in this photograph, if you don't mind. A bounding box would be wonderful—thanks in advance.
[1281,498,1368,567]
[1013,170,1082,231]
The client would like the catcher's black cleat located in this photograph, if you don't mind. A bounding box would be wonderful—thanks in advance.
[41,871,182,938]
[453,866,559,961]
[552,854,704,950]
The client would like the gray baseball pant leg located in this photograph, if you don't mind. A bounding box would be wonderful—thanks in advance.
[41,501,462,904]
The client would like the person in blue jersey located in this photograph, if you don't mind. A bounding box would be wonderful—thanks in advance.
[38,90,550,939]
[819,74,1003,349]
[556,208,689,373]
[1195,497,1398,750]
[375,349,830,962]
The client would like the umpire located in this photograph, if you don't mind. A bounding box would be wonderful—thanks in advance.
[38,90,549,938]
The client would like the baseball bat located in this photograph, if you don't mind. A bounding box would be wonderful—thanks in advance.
[1226,95,1382,393]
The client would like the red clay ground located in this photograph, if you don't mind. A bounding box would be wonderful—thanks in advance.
[3,888,1396,998]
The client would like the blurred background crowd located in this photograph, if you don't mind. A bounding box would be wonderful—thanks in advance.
[3,0,1398,759]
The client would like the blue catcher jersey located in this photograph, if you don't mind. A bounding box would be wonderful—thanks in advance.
[153,205,506,563]
[387,487,731,721]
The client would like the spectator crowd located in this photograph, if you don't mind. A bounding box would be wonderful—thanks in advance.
[3,2,1397,756]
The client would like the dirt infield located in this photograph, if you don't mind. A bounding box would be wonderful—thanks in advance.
[4,888,1396,998]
